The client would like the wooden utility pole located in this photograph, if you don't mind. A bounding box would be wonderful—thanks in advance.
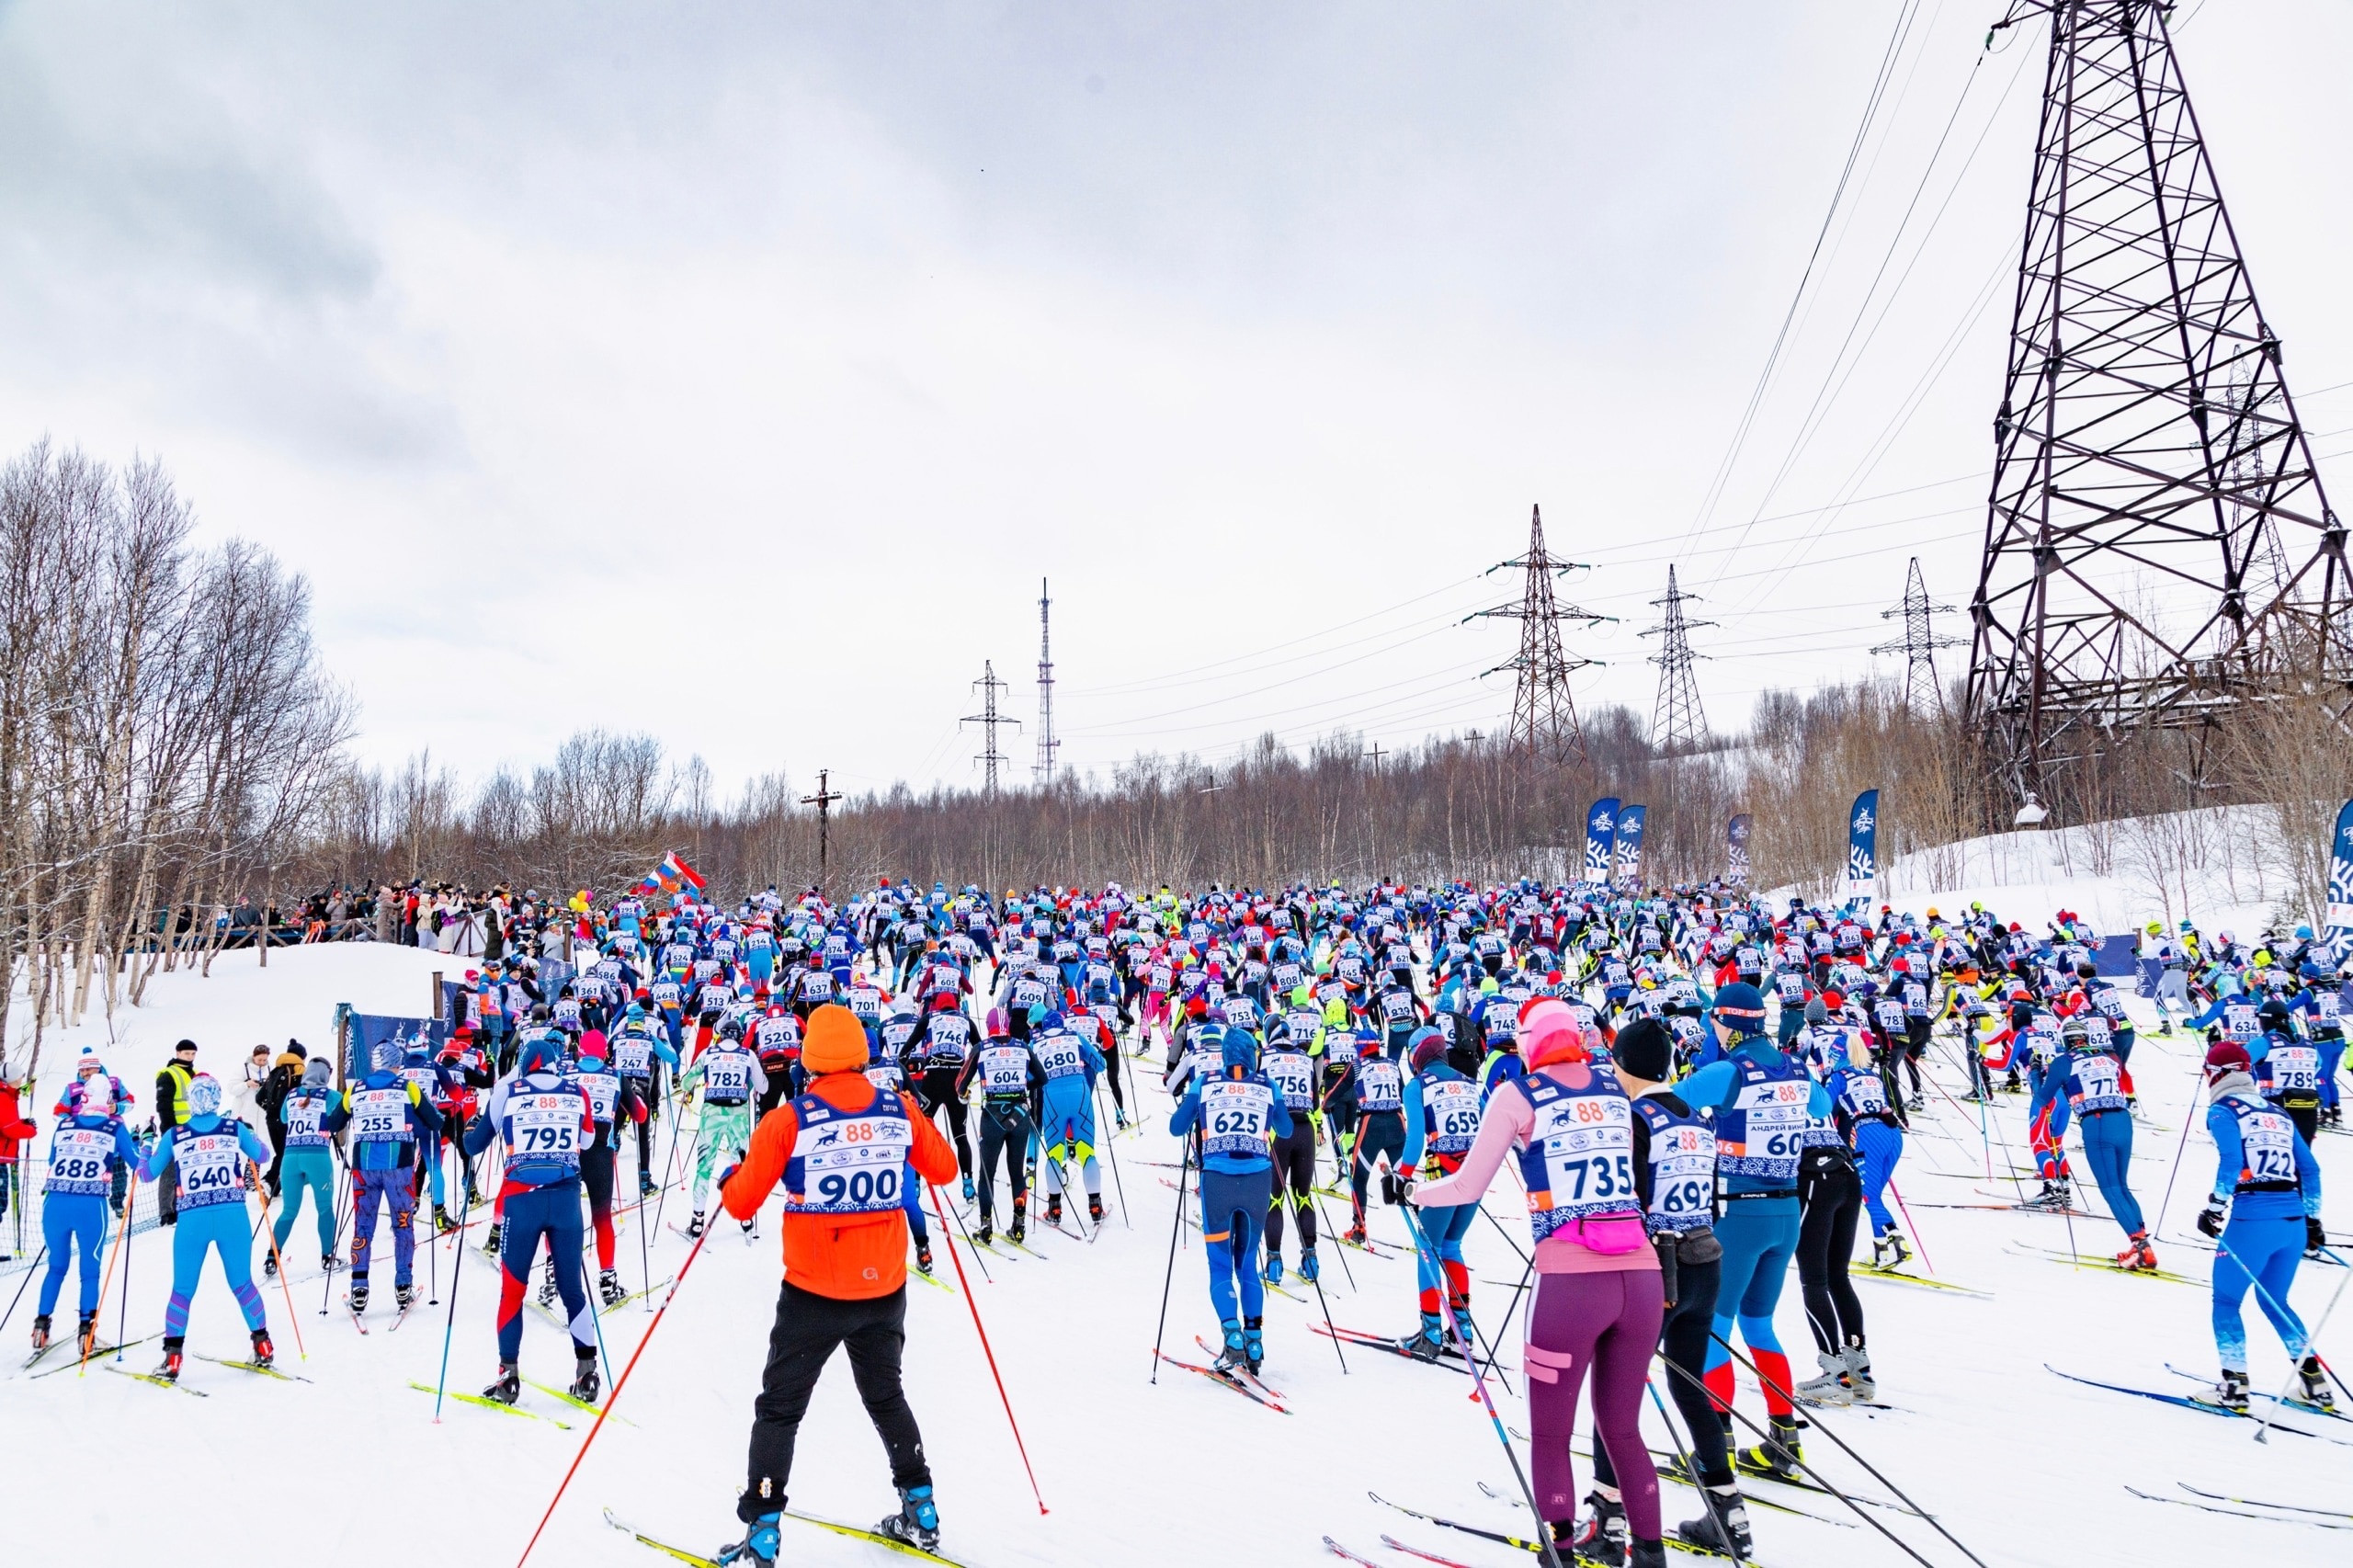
[801,769,845,891]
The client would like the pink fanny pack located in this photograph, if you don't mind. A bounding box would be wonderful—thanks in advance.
[1568,1215,1648,1256]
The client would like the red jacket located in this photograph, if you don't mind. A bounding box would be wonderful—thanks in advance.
[0,1082,38,1167]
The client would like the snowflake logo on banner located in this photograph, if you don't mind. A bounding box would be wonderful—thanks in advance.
[1591,808,1614,835]
[1853,806,1875,836]
[1731,820,1749,844]
[1847,843,1877,886]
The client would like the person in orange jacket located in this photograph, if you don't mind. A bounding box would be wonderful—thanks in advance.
[712,1004,958,1565]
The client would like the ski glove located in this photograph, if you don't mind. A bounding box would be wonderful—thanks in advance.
[2196,1202,2225,1239]
[2310,1216,2329,1252]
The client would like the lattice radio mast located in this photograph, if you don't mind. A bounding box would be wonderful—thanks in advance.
[1873,556,1962,715]
[1467,505,1609,766]
[1968,1,2352,804]
[1033,578,1061,788]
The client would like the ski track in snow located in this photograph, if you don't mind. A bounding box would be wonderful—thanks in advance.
[4,941,2348,1567]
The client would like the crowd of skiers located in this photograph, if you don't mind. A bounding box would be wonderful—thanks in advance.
[7,869,2342,1566]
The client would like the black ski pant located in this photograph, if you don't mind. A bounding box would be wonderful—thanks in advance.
[580,1143,616,1276]
[1592,1251,1730,1489]
[1323,1089,1358,1170]
[1797,1153,1866,1353]
[1097,1041,1125,1118]
[1902,1015,1931,1097]
[974,1102,1033,1224]
[623,1073,658,1177]
[1349,1110,1406,1226]
[263,1116,290,1194]
[2283,1098,2320,1151]
[741,1281,928,1520]
[915,1068,973,1182]
[1265,1121,1318,1256]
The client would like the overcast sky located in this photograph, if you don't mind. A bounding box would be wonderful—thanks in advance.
[3,1,2348,801]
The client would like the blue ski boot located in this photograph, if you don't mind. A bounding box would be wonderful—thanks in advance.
[1213,1317,1246,1373]
[1244,1318,1265,1377]
[878,1484,939,1553]
[1298,1246,1320,1283]
[961,1176,976,1203]
[1263,1250,1285,1286]
[1398,1312,1444,1363]
[715,1512,780,1565]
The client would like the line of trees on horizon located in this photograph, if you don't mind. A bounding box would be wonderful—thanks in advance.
[6,441,2346,1065]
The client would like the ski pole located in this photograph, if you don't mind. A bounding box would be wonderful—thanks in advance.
[1479,1198,1533,1266]
[1643,1378,1745,1568]
[635,1120,654,1308]
[927,1178,1048,1513]
[0,1243,47,1335]
[1404,1203,1514,1396]
[514,1221,714,1568]
[428,1165,441,1304]
[1308,1182,1358,1291]
[1400,1204,1563,1568]
[2222,1231,2352,1445]
[936,1168,995,1285]
[82,1170,140,1377]
[432,1174,475,1421]
[651,1091,700,1242]
[1094,1078,1131,1227]
[1883,1179,1937,1276]
[1664,1353,1936,1564]
[1697,1334,1980,1566]
[323,1157,351,1315]
[2152,1059,2207,1244]
[115,1191,135,1362]
[1303,1215,1349,1375]
[1930,1033,2002,1186]
[1491,1248,1538,1350]
[578,1245,615,1386]
[248,1162,307,1360]
[1149,1148,1192,1383]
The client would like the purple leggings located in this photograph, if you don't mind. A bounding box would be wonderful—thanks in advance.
[1525,1267,1665,1540]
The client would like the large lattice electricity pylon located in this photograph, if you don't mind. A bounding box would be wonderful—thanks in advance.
[1874,557,1962,715]
[1467,505,1609,766]
[961,661,1019,797]
[1967,0,2351,805]
[1641,565,1712,755]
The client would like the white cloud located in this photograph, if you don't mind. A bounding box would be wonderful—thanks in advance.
[0,0,2347,796]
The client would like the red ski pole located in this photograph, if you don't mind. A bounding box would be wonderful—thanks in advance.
[928,1179,1049,1515]
[516,1222,714,1568]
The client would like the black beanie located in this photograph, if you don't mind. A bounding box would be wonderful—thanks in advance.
[1615,1018,1675,1084]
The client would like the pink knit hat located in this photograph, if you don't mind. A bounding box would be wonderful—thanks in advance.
[1521,1000,1587,1068]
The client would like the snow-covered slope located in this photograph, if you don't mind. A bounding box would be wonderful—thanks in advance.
[1870,806,2308,940]
[6,941,457,1094]
[6,948,2349,1568]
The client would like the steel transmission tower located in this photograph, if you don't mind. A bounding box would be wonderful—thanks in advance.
[962,661,1019,796]
[1467,505,1608,766]
[1641,566,1713,755]
[1968,0,2352,803]
[1032,579,1061,788]
[1873,557,1962,714]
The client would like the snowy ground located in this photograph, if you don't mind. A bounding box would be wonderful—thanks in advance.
[6,945,2351,1568]
[1870,807,2307,940]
